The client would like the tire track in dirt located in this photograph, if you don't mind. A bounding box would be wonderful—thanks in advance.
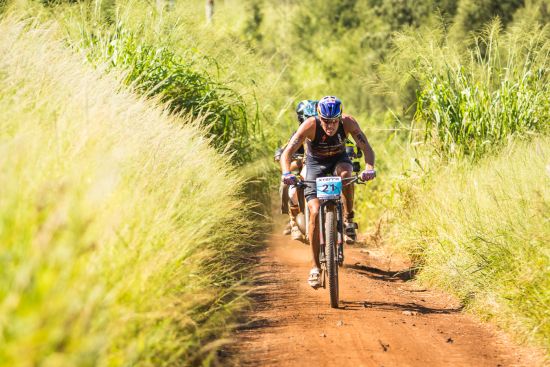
[228,224,545,367]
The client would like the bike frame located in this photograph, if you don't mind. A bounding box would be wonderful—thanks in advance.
[317,199,343,264]
[299,176,359,245]
[298,176,363,307]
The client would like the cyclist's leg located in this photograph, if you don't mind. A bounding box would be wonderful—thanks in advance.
[305,158,329,277]
[334,158,354,221]
[298,165,307,212]
[307,198,321,269]
[282,160,303,236]
[279,182,290,215]
[334,157,357,242]
[288,186,303,240]
[290,159,303,172]
[288,185,297,206]
[305,196,324,288]
[279,182,291,235]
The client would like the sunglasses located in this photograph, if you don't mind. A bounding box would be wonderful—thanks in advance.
[320,117,340,125]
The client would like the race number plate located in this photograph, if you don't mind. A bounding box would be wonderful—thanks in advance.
[316,176,342,200]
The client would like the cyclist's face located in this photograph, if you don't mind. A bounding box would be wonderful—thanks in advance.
[320,117,339,136]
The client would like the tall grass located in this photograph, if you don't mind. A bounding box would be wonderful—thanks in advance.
[61,12,256,164]
[391,21,549,159]
[395,137,550,351]
[0,15,261,366]
[384,21,550,351]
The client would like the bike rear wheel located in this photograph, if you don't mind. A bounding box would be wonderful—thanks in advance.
[324,206,339,308]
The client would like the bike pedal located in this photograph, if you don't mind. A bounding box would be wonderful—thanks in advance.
[344,235,356,244]
[338,244,344,265]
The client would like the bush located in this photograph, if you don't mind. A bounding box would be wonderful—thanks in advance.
[77,21,257,164]
[390,20,549,159]
[396,137,550,350]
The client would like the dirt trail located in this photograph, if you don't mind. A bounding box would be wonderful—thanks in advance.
[229,221,545,367]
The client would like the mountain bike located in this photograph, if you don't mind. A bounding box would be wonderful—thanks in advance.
[275,152,306,237]
[280,144,363,239]
[294,144,362,238]
[297,175,364,308]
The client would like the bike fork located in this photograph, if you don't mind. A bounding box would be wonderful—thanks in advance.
[318,202,326,265]
[336,201,344,265]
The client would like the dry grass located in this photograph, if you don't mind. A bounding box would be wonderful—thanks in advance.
[0,15,260,366]
[395,137,550,352]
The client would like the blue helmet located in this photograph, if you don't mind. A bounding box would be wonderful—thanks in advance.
[296,99,318,124]
[317,96,342,119]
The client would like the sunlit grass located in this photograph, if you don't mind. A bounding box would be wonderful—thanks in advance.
[0,15,261,366]
[391,20,549,160]
[395,137,550,350]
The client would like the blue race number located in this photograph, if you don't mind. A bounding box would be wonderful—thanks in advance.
[316,177,342,199]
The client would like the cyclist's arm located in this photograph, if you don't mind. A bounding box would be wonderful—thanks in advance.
[281,118,314,173]
[344,116,375,170]
[281,133,306,173]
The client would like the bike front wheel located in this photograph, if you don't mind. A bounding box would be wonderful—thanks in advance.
[324,206,339,308]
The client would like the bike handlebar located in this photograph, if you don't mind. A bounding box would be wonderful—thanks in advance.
[295,175,365,188]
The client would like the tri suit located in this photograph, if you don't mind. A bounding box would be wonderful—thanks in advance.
[304,116,352,202]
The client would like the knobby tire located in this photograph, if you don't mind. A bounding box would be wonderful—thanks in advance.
[325,207,339,308]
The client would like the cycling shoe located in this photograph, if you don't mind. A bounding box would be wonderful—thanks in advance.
[291,225,303,241]
[344,221,358,244]
[308,267,321,289]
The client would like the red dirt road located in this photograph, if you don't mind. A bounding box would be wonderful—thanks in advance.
[229,225,545,367]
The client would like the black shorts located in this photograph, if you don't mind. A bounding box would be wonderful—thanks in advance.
[305,153,352,202]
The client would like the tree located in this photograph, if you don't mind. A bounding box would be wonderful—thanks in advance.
[206,0,214,24]
[454,0,524,33]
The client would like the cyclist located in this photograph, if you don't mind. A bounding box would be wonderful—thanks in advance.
[280,96,376,288]
[275,100,317,240]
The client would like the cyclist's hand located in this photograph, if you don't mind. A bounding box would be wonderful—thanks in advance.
[360,169,376,181]
[281,172,297,185]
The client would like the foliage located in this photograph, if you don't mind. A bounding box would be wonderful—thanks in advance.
[394,21,550,159]
[234,0,548,128]
[243,0,263,46]
[0,16,262,366]
[74,21,256,164]
[382,19,549,350]
[395,138,550,349]
[453,0,524,34]
[240,0,458,118]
